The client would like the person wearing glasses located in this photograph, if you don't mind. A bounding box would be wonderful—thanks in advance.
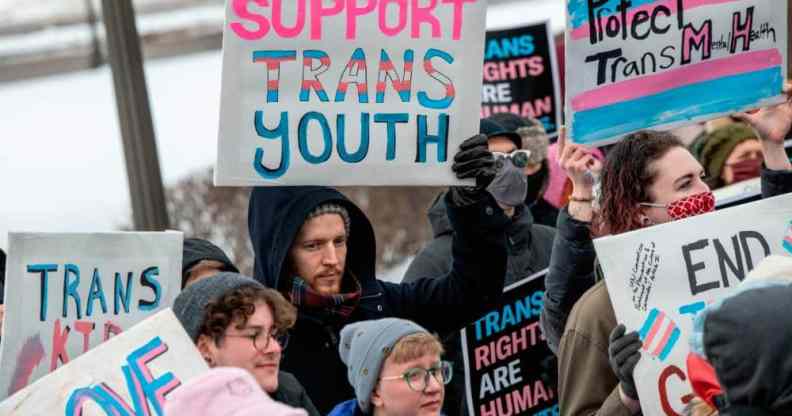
[329,318,451,416]
[172,272,321,416]
[247,123,511,413]
[402,117,556,416]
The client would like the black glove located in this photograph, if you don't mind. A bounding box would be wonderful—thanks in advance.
[449,134,496,205]
[608,324,642,400]
[452,134,496,187]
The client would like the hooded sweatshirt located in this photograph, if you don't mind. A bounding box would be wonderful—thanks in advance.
[248,186,509,413]
[704,283,792,413]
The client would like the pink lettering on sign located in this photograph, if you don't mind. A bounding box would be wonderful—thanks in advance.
[310,0,344,39]
[227,0,477,40]
[230,0,270,40]
[346,0,377,39]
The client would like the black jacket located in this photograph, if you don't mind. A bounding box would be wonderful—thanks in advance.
[273,372,321,416]
[248,187,509,413]
[705,284,792,414]
[540,168,792,355]
[403,193,555,416]
[403,192,555,286]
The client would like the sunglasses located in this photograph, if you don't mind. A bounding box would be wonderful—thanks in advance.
[492,150,532,169]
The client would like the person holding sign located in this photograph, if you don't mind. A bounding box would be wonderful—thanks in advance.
[172,273,321,416]
[247,138,510,413]
[403,117,555,416]
[328,318,450,416]
[544,84,792,416]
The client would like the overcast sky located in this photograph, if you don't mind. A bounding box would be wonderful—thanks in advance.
[0,1,566,251]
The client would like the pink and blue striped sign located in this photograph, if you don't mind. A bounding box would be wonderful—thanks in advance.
[565,0,787,145]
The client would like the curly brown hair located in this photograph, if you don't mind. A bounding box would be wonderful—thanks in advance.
[595,130,683,236]
[199,284,297,344]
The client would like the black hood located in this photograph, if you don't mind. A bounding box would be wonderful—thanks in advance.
[704,283,792,413]
[248,187,376,291]
[182,238,239,284]
[427,192,452,238]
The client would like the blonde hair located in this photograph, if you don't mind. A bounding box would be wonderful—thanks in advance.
[685,398,718,416]
[387,332,444,364]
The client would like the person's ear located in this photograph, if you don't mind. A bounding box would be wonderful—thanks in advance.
[370,383,385,409]
[197,334,218,367]
[637,207,655,227]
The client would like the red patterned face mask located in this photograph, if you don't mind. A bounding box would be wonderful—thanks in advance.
[641,191,716,221]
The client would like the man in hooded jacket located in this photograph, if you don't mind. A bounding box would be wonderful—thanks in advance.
[247,135,510,413]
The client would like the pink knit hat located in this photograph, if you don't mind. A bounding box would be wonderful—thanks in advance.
[164,367,308,416]
[543,142,604,208]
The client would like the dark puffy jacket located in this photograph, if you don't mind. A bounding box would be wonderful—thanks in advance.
[541,168,792,355]
[404,192,555,286]
[248,187,509,414]
[403,193,555,416]
[273,372,321,416]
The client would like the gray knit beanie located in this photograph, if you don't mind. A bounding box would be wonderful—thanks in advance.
[172,272,264,342]
[307,203,351,236]
[339,318,428,412]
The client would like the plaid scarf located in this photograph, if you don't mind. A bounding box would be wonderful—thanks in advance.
[289,275,362,321]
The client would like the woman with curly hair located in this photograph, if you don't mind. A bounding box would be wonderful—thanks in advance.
[540,83,792,416]
[172,272,320,416]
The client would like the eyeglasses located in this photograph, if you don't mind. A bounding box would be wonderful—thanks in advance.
[492,150,532,169]
[225,328,290,353]
[380,361,453,393]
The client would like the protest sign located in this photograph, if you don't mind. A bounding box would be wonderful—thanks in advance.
[0,309,207,415]
[593,193,792,415]
[481,22,562,138]
[461,269,558,416]
[565,0,788,145]
[0,232,183,399]
[215,0,488,186]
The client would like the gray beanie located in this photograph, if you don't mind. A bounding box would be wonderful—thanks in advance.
[307,203,351,236]
[339,318,427,412]
[172,272,264,342]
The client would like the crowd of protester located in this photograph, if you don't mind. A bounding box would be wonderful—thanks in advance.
[1,83,790,416]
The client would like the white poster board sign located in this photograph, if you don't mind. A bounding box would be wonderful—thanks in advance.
[0,309,207,415]
[565,0,788,145]
[594,193,792,415]
[0,232,183,399]
[215,0,488,186]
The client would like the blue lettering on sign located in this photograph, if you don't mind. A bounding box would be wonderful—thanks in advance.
[474,290,545,341]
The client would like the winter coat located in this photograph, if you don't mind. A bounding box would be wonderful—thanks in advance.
[531,197,560,229]
[248,187,509,414]
[273,372,321,416]
[547,168,792,416]
[403,192,556,416]
[541,167,792,355]
[328,399,367,416]
[403,192,555,287]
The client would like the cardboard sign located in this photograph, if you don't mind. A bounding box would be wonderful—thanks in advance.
[594,193,792,415]
[0,309,208,415]
[481,22,562,138]
[215,0,488,186]
[461,269,558,416]
[565,0,788,145]
[0,232,183,399]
